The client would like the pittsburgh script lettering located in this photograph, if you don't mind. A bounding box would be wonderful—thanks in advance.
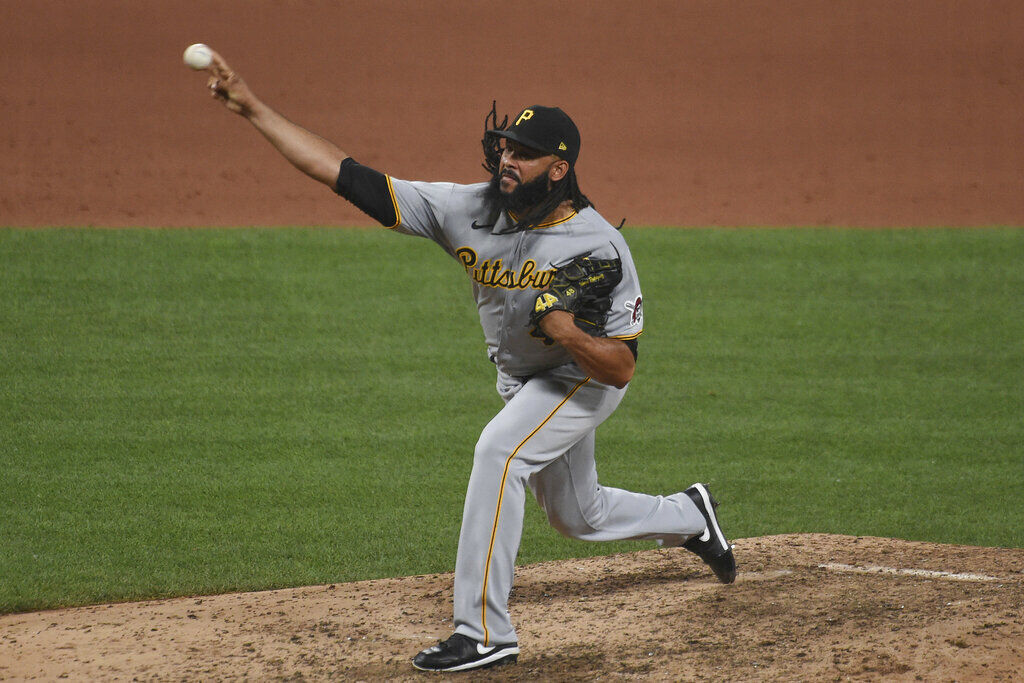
[456,247,555,290]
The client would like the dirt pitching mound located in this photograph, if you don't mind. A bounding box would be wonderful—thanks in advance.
[1,534,1021,681]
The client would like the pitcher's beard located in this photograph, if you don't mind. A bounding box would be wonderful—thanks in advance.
[485,171,552,216]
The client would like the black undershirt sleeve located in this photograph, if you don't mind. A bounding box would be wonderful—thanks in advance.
[624,339,638,361]
[333,157,398,227]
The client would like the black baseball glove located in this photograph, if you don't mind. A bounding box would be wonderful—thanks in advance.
[529,256,623,344]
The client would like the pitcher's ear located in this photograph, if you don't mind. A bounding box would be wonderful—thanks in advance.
[549,159,570,182]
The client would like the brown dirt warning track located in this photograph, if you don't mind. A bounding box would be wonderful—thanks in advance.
[2,0,1023,228]
[2,1,1023,680]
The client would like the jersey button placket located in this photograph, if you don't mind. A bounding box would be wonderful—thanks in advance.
[500,232,525,349]
[494,233,521,362]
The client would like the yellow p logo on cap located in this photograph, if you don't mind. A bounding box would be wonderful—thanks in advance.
[515,109,534,126]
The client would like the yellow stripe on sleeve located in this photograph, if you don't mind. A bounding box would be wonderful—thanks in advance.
[383,175,402,230]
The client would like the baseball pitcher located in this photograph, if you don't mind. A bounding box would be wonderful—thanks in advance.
[194,50,736,673]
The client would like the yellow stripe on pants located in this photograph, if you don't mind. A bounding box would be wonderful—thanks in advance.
[479,376,591,644]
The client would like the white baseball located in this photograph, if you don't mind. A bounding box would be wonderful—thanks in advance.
[183,43,213,70]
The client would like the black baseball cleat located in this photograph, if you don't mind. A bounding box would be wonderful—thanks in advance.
[682,483,737,584]
[412,633,519,672]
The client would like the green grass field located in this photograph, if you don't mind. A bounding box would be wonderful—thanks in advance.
[1,227,1021,614]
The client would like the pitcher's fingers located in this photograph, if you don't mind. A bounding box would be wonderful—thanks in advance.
[207,75,227,101]
[205,50,234,80]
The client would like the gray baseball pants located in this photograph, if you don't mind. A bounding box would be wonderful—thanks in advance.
[452,364,706,646]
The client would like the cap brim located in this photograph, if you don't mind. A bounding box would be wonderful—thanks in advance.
[487,128,555,157]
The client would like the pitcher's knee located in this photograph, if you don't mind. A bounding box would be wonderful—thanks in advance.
[473,425,515,471]
[546,511,594,539]
[542,497,607,539]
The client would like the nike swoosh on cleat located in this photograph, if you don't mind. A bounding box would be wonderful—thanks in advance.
[695,484,728,550]
[698,528,711,542]
[476,643,496,655]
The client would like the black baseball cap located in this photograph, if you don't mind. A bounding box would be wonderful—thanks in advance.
[489,105,581,165]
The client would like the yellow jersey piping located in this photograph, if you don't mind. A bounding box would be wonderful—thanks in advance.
[609,330,644,341]
[507,210,578,230]
[383,175,402,229]
[480,375,591,644]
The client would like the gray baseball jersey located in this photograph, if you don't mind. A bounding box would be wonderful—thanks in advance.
[386,179,644,377]
[386,177,704,646]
